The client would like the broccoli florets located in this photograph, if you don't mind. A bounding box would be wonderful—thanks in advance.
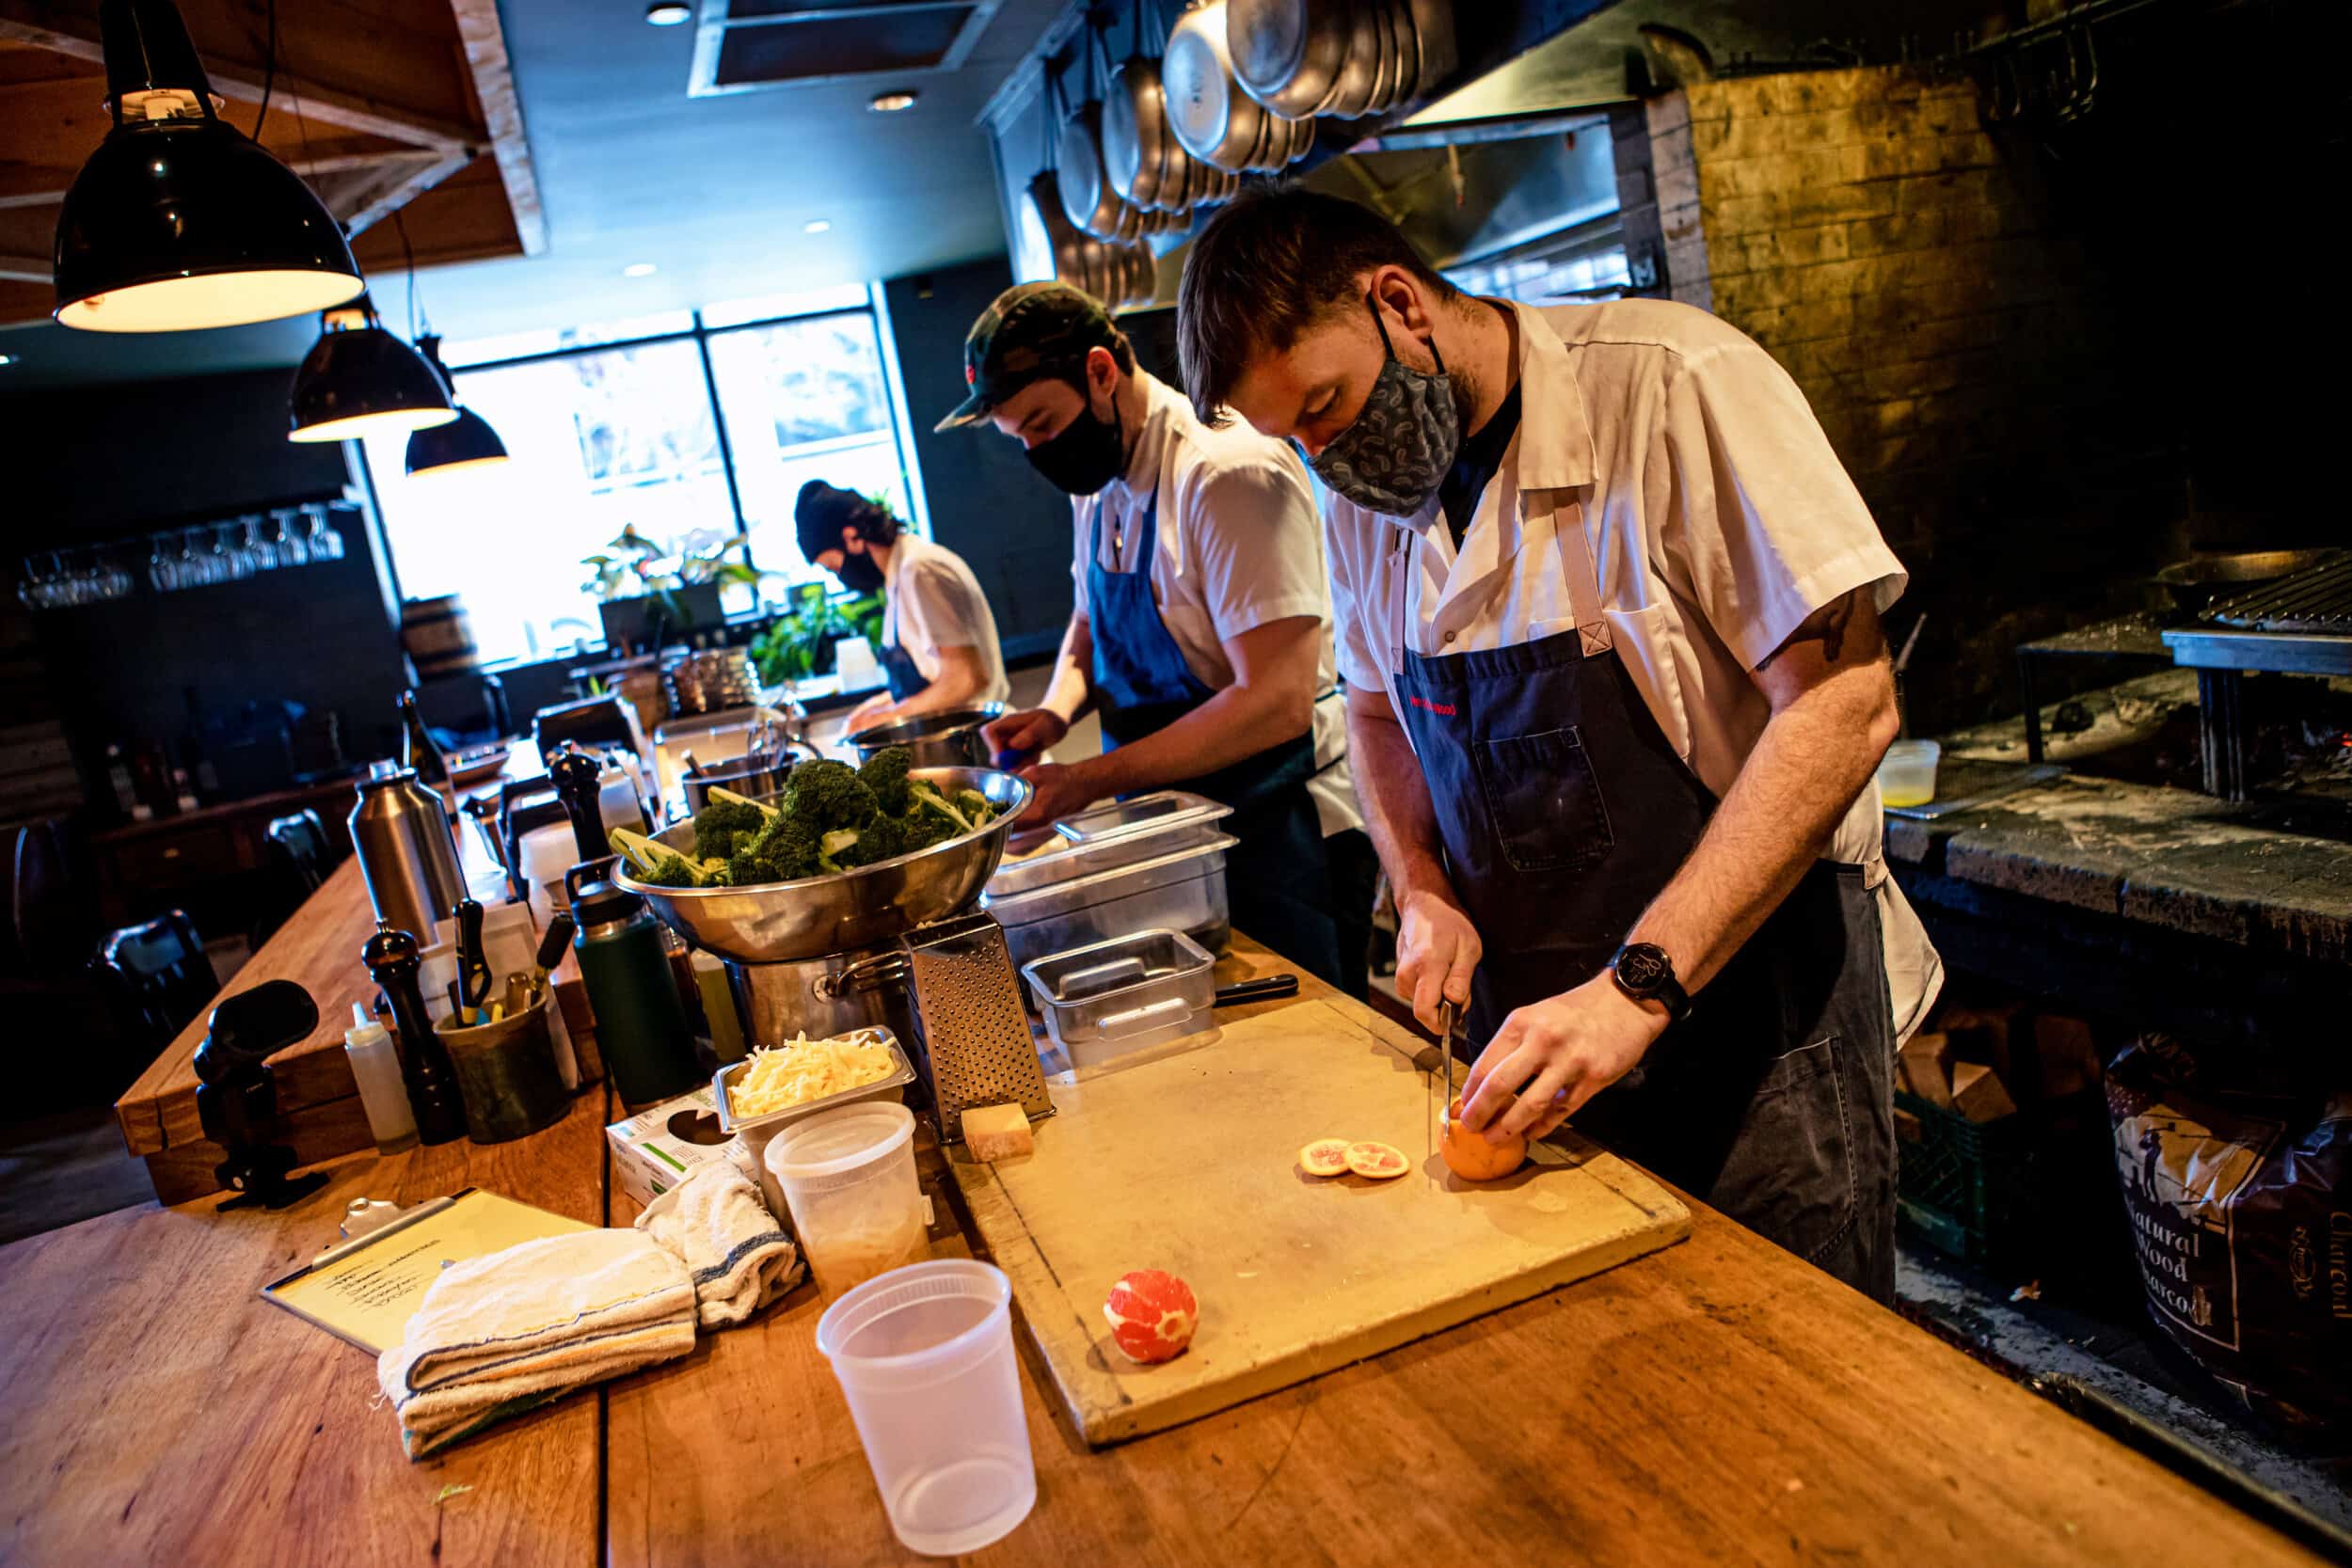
[728,811,821,884]
[640,850,710,888]
[692,795,768,863]
[858,746,914,816]
[784,759,880,833]
[829,813,912,869]
[953,788,993,826]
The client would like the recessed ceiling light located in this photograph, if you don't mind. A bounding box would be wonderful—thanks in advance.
[803,219,832,235]
[869,90,917,113]
[0,353,20,367]
[622,261,659,277]
[645,1,690,24]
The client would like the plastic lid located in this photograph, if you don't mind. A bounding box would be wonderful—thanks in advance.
[766,1101,914,1181]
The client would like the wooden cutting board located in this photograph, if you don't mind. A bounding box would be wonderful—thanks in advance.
[948,998,1689,1447]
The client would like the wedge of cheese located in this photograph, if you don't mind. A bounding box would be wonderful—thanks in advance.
[961,1102,1034,1161]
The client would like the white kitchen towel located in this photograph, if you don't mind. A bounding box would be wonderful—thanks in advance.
[376,1227,696,1459]
[636,1159,803,1329]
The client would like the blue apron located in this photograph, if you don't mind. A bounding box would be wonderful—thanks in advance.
[1087,490,1345,990]
[1388,502,1897,1301]
[876,587,929,704]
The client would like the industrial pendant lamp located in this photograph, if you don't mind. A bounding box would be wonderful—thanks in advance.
[287,297,456,443]
[52,0,365,332]
[405,336,509,476]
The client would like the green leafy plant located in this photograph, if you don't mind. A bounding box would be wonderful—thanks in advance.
[582,526,762,612]
[749,582,884,684]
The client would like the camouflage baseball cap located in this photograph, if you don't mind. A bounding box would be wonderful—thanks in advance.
[933,280,1121,432]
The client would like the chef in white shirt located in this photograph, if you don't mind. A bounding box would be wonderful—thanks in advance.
[934,280,1375,996]
[794,480,1010,732]
[1178,189,1942,1300]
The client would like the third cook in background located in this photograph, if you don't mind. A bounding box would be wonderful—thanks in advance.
[1180,190,1946,1301]
[934,281,1375,998]
[796,480,1011,734]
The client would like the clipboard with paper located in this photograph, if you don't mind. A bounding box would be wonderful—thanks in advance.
[262,1189,595,1355]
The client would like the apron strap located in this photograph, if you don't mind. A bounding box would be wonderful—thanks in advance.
[1542,492,1613,658]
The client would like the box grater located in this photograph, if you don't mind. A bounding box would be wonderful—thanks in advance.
[900,912,1054,1141]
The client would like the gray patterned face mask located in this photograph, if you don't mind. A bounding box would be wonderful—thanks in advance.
[1309,293,1461,516]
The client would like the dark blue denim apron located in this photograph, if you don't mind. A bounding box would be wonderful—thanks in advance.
[876,588,929,704]
[1087,490,1345,990]
[1389,505,1896,1300]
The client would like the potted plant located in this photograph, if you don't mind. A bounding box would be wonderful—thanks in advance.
[749,582,886,683]
[584,526,761,650]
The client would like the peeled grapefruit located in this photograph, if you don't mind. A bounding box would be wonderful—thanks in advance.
[1103,1269,1199,1364]
[1343,1140,1409,1180]
[1298,1137,1352,1177]
[1442,1096,1527,1181]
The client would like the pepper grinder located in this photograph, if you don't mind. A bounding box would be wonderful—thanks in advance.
[361,921,467,1145]
[548,745,610,864]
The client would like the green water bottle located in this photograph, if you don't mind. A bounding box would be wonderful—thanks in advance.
[571,878,700,1108]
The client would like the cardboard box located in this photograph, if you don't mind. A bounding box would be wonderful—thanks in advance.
[606,1085,741,1210]
[1950,1061,2019,1124]
[1899,1031,1954,1107]
[2032,1012,2104,1100]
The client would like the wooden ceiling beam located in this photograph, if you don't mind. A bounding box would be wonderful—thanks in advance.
[0,135,425,210]
[0,0,482,150]
[0,251,49,280]
[447,0,541,255]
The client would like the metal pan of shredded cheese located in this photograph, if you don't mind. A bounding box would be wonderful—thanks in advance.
[713,1026,917,1134]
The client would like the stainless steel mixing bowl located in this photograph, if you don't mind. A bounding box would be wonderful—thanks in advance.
[613,766,1033,962]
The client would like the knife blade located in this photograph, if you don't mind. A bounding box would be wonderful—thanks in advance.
[1436,998,1456,1134]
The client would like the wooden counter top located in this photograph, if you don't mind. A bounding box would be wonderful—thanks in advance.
[27,890,2325,1564]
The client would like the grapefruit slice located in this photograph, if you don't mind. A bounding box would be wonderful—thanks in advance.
[1344,1140,1408,1180]
[1298,1137,1352,1177]
[1103,1269,1199,1364]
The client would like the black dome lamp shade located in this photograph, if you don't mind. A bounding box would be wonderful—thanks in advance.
[287,296,457,443]
[405,336,509,476]
[52,0,366,332]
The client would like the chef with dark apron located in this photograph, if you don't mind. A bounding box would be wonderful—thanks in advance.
[795,480,1009,733]
[1176,189,1944,1300]
[935,281,1375,997]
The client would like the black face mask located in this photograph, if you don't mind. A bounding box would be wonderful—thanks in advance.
[1025,387,1125,496]
[833,549,885,594]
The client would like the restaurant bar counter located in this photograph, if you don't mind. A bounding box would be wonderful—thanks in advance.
[1,873,2325,1565]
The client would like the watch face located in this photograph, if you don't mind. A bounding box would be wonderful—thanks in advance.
[1616,944,1669,992]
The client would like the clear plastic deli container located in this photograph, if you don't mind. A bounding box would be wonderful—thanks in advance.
[1022,928,1216,1066]
[764,1101,929,1300]
[815,1259,1036,1556]
[722,1029,915,1227]
[982,833,1236,975]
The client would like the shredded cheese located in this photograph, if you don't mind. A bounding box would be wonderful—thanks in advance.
[726,1031,896,1120]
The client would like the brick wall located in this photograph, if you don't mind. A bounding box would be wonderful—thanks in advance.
[1611,67,2179,730]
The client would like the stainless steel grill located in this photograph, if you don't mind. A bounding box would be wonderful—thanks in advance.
[2202,554,2352,634]
[2161,551,2352,798]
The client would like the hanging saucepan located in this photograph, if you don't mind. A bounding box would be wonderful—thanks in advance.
[1059,101,1129,240]
[1318,0,1381,118]
[1229,0,1353,120]
[1104,53,1168,210]
[1165,1,1264,174]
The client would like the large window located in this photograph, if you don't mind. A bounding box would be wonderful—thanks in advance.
[361,285,924,665]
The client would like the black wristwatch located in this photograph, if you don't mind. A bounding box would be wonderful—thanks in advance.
[1610,942,1691,1023]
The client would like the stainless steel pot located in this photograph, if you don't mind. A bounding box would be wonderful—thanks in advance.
[1166,2,1264,173]
[844,704,1009,768]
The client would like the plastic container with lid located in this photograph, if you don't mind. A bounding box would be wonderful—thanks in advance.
[765,1101,929,1300]
[1877,738,1942,808]
[716,1028,917,1219]
[1022,928,1216,1066]
[815,1259,1036,1556]
[985,789,1232,897]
